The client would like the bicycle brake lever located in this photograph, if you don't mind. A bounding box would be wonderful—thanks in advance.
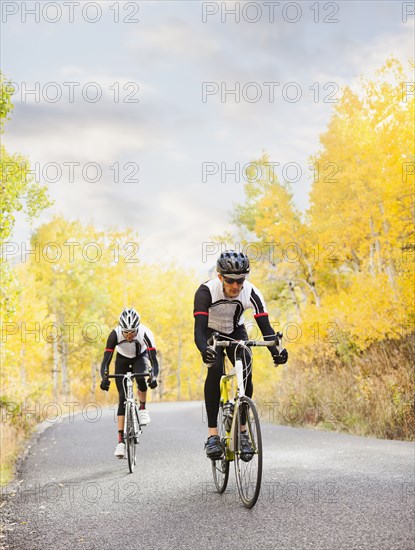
[207,331,220,348]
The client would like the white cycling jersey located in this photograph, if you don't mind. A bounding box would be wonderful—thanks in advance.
[105,324,156,359]
[193,278,269,335]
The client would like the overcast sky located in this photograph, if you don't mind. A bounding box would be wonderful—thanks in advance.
[2,0,414,271]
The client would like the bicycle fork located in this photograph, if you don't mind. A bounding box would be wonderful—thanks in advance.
[123,403,142,446]
[221,358,245,459]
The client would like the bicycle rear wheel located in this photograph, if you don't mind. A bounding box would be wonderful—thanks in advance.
[234,396,262,508]
[211,403,229,493]
[126,403,137,473]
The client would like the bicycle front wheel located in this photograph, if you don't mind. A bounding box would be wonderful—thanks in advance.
[211,403,229,493]
[234,396,262,508]
[126,403,137,473]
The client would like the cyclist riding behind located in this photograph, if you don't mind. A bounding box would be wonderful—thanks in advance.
[193,251,288,460]
[100,308,159,458]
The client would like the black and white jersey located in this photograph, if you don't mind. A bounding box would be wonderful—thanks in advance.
[193,278,269,334]
[105,325,156,359]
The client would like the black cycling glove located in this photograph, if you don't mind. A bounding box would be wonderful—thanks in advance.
[202,346,217,364]
[273,348,288,366]
[148,376,158,389]
[100,378,110,391]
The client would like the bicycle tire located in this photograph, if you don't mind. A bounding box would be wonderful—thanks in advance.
[126,403,137,473]
[134,406,140,445]
[211,403,229,493]
[234,396,262,508]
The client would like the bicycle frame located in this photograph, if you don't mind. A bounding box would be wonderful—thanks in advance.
[108,370,153,472]
[121,373,141,441]
[108,369,154,419]
[209,331,282,507]
[219,357,244,459]
[216,333,282,453]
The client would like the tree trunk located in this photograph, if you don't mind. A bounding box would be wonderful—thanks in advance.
[58,313,69,399]
[91,362,97,397]
[287,280,302,319]
[20,347,26,386]
[62,342,69,398]
[351,250,362,272]
[52,337,59,401]
[176,339,182,401]
[369,216,383,275]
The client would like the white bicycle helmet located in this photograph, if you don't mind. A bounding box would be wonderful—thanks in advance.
[119,308,140,331]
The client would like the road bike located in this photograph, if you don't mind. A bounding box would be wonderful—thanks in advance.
[108,371,155,473]
[208,331,282,508]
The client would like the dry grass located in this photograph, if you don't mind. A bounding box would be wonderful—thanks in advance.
[257,334,415,440]
[0,422,28,485]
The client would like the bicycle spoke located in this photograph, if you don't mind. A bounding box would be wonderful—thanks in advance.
[126,404,137,473]
[234,397,262,508]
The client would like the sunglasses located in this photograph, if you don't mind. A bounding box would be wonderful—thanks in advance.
[122,330,137,336]
[223,276,246,285]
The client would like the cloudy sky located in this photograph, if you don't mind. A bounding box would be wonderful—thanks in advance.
[2,0,414,271]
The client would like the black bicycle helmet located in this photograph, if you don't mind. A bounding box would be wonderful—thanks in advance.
[119,308,140,331]
[216,250,250,276]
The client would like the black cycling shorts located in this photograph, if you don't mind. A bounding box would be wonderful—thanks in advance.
[115,353,151,416]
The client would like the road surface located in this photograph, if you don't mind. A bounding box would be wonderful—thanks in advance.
[1,401,414,549]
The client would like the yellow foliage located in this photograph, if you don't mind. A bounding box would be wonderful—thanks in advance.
[1,58,414,447]
[1,217,204,409]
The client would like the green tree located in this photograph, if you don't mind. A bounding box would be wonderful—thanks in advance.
[0,73,52,317]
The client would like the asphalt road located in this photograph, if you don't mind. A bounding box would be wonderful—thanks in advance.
[1,401,414,550]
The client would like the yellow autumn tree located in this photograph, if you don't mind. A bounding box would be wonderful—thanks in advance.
[232,155,328,315]
[308,57,414,345]
[222,58,414,439]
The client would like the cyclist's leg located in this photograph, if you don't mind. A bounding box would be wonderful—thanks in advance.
[226,325,253,398]
[242,344,253,398]
[113,355,131,456]
[203,328,226,458]
[226,326,253,431]
[133,354,151,424]
[204,347,225,436]
[204,350,226,458]
[115,355,131,439]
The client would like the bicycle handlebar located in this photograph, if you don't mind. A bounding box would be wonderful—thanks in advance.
[107,373,152,379]
[208,331,282,349]
[107,371,157,389]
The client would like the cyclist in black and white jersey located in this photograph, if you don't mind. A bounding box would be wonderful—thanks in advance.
[194,251,288,459]
[100,308,159,458]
